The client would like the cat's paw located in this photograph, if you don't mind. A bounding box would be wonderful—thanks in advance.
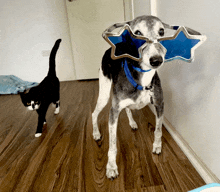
[35,133,42,137]
[54,108,59,114]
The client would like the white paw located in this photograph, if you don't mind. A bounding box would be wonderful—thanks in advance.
[130,121,138,130]
[152,142,162,154]
[93,131,101,141]
[35,133,42,137]
[106,162,119,180]
[44,121,47,125]
[54,109,59,114]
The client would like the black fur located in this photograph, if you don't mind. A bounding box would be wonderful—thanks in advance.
[102,42,140,89]
[102,41,164,119]
[20,39,61,136]
[102,42,163,113]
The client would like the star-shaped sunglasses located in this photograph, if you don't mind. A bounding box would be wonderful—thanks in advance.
[103,23,207,63]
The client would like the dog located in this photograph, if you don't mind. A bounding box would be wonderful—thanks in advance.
[92,15,169,180]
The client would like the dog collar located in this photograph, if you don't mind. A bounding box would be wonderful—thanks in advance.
[132,65,151,73]
[122,59,152,90]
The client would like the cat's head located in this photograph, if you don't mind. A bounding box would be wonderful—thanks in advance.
[20,88,41,111]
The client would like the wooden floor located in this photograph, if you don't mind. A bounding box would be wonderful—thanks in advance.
[0,80,205,192]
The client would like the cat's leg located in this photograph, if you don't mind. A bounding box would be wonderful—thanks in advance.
[53,91,60,115]
[53,100,60,114]
[44,118,47,125]
[35,104,49,137]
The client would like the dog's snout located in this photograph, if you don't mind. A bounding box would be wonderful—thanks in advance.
[150,56,163,67]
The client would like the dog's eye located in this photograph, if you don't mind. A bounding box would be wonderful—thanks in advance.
[27,102,31,105]
[159,28,164,36]
[134,30,143,36]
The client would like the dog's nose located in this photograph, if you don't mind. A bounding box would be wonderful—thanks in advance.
[150,56,163,67]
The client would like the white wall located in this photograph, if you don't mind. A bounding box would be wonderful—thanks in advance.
[133,0,151,18]
[66,0,124,80]
[0,0,75,83]
[157,0,220,179]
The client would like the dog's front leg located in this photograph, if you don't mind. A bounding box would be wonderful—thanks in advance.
[153,103,164,154]
[106,104,121,179]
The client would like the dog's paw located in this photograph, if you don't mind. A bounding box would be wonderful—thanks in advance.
[93,131,101,141]
[35,133,42,137]
[44,121,47,125]
[130,122,138,130]
[152,142,162,154]
[106,163,119,180]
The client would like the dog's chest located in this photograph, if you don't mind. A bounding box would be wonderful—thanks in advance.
[128,71,154,110]
[129,90,151,110]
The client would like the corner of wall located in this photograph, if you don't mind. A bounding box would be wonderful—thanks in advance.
[148,105,220,184]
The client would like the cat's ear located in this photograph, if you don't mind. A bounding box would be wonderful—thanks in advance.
[20,90,26,96]
[19,92,26,105]
[20,90,25,98]
[19,89,29,101]
[20,89,30,95]
[23,89,29,94]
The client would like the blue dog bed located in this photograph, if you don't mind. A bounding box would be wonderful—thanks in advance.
[0,75,38,95]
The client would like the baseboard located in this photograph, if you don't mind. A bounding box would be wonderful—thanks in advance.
[149,105,220,184]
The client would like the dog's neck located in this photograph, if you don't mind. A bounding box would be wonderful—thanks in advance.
[139,61,152,71]
[140,69,156,87]
[139,62,156,87]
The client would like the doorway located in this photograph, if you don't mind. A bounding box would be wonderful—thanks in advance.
[66,0,125,80]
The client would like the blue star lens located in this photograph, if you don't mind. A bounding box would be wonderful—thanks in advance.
[160,31,200,61]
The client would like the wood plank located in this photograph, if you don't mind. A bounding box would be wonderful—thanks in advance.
[0,80,206,191]
[142,185,166,192]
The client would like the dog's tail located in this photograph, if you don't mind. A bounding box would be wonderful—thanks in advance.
[48,39,62,76]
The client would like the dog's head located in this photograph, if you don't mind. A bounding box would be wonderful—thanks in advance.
[105,15,169,70]
[127,15,167,69]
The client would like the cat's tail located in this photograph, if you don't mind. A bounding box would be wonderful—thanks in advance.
[48,39,62,76]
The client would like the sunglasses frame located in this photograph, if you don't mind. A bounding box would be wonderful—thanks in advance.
[103,23,207,63]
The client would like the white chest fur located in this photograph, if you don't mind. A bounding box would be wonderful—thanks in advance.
[140,68,155,87]
[129,90,152,110]
[118,69,155,110]
[129,69,155,110]
[120,70,155,110]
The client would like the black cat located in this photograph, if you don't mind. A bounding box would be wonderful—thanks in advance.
[20,39,61,137]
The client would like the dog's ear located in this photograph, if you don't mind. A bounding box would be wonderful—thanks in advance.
[105,21,130,33]
[162,22,201,35]
[184,27,201,35]
[162,22,173,29]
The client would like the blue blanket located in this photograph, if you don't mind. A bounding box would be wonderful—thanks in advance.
[0,75,38,94]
